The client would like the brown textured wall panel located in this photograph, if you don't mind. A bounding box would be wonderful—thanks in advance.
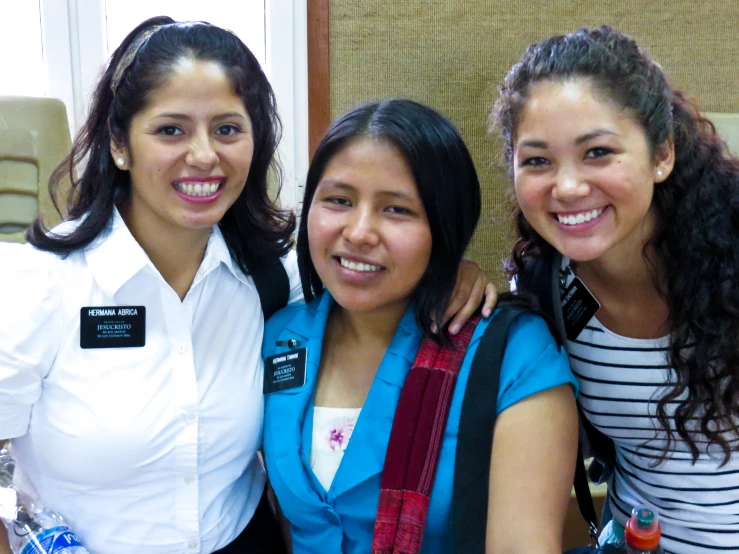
[327,0,739,287]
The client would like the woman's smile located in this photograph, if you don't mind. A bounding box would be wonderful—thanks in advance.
[308,137,432,316]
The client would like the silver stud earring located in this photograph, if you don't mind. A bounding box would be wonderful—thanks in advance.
[657,169,663,177]
[116,157,125,168]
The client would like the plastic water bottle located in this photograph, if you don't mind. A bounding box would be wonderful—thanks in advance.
[623,505,663,554]
[0,449,89,554]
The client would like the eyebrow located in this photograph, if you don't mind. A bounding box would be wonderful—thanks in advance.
[518,129,618,149]
[319,180,417,201]
[153,112,247,121]
[574,129,617,145]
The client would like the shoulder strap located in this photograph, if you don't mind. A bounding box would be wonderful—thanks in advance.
[517,255,604,540]
[452,305,599,549]
[451,307,519,553]
[249,256,290,320]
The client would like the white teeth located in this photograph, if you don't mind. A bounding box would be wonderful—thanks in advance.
[339,257,381,272]
[174,181,222,197]
[557,208,603,225]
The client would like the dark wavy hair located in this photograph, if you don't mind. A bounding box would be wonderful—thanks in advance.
[492,25,739,464]
[27,15,294,271]
[297,99,481,341]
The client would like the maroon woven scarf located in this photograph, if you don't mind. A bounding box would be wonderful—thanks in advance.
[371,316,480,554]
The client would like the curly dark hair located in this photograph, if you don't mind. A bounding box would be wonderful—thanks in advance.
[27,15,294,272]
[492,25,739,464]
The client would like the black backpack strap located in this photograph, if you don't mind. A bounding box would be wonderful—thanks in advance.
[573,441,600,541]
[453,302,600,550]
[249,256,290,320]
[452,307,521,553]
[518,253,606,538]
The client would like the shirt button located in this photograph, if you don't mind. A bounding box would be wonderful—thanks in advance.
[323,507,340,525]
[187,540,198,549]
[183,412,196,424]
[184,475,195,485]
[175,342,187,354]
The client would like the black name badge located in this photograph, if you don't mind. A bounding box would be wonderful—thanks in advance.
[560,277,600,341]
[80,306,146,349]
[264,347,307,394]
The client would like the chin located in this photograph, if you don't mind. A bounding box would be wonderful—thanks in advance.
[329,290,399,314]
[556,243,610,263]
[332,296,382,313]
[178,210,227,230]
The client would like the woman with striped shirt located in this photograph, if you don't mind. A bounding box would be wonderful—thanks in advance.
[492,26,739,554]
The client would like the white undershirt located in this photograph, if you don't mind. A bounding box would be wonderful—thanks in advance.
[310,406,362,491]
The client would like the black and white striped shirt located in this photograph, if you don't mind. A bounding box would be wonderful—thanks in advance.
[567,279,739,553]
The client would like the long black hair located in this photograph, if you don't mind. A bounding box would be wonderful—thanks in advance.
[297,99,481,341]
[28,16,294,271]
[493,26,739,464]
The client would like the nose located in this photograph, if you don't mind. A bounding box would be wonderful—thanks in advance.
[342,206,379,247]
[552,167,590,202]
[185,130,218,170]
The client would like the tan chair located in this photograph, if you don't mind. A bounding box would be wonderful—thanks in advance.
[706,112,739,156]
[0,96,72,244]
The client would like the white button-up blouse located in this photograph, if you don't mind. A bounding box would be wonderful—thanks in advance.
[0,210,302,554]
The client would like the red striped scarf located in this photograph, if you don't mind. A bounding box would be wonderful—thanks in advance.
[372,316,480,554]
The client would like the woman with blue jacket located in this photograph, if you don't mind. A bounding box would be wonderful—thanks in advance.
[262,99,579,553]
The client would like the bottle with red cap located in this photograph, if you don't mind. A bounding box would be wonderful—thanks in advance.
[623,505,663,554]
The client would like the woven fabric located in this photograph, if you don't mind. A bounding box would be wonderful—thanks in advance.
[329,0,739,290]
[372,317,479,554]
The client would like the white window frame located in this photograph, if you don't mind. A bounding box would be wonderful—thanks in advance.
[38,0,308,210]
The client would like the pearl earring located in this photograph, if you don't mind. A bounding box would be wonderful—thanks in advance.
[657,169,663,177]
[116,157,125,168]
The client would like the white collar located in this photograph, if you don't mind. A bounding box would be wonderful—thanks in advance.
[81,208,251,297]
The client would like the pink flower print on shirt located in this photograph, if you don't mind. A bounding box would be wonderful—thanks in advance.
[327,417,356,451]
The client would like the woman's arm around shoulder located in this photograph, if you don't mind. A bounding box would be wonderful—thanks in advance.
[485,312,578,554]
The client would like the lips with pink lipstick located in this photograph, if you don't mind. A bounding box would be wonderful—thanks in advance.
[173,176,226,203]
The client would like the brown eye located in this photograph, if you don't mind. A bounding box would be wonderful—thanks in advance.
[216,124,241,136]
[157,125,182,136]
[585,147,613,158]
[325,197,351,207]
[386,206,412,215]
[521,157,548,167]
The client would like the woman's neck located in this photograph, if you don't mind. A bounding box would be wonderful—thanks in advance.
[576,243,669,339]
[119,203,211,301]
[330,302,408,348]
[314,301,409,408]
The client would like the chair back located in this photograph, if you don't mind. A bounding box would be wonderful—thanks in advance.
[706,112,739,156]
[0,96,71,244]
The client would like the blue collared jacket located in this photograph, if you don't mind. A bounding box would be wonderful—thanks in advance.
[262,291,577,553]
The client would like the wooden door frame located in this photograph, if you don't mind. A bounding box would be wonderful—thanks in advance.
[308,0,330,157]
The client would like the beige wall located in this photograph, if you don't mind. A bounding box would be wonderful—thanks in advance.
[328,0,739,287]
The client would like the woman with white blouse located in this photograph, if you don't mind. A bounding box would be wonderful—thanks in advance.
[0,16,493,554]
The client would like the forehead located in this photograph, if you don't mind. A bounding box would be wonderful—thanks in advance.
[322,138,416,189]
[141,58,245,114]
[516,78,641,141]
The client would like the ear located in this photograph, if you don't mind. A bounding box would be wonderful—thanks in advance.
[109,138,129,171]
[653,139,675,184]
